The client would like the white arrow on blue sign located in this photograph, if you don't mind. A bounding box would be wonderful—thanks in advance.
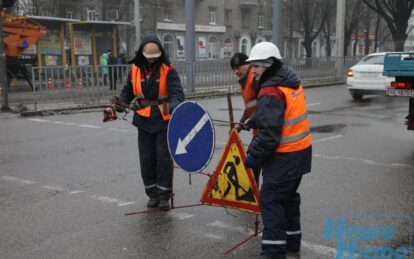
[167,101,215,173]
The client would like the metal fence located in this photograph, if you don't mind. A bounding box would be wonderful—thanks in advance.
[6,57,359,110]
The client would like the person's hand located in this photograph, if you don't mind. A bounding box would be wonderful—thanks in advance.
[244,153,257,169]
[130,100,144,111]
[111,96,119,104]
[235,124,242,132]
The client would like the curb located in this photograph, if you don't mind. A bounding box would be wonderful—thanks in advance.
[18,82,345,117]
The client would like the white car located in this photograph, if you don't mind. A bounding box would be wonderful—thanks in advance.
[346,53,395,101]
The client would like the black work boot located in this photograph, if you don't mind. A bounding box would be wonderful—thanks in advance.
[147,198,159,208]
[158,199,170,210]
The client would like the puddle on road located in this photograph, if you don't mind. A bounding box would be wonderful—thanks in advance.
[310,124,346,133]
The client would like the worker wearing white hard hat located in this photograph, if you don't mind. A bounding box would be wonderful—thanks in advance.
[243,41,312,258]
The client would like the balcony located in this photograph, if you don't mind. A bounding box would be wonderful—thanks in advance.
[240,0,258,8]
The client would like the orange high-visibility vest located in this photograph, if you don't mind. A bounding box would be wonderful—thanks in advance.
[131,64,171,121]
[259,85,312,153]
[241,69,257,118]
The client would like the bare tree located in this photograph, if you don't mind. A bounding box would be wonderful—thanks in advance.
[15,0,58,16]
[321,1,336,57]
[363,5,372,55]
[343,0,364,56]
[290,0,335,58]
[363,0,414,51]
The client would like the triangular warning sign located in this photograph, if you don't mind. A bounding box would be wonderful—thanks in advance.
[201,128,260,214]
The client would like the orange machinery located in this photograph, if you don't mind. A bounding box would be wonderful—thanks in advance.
[1,12,47,89]
[1,11,46,57]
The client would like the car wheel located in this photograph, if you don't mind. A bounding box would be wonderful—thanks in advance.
[350,91,363,101]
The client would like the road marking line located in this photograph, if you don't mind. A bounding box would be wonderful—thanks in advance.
[90,195,135,207]
[67,190,84,195]
[41,185,65,192]
[169,212,194,220]
[207,220,254,235]
[391,163,413,167]
[108,128,130,133]
[307,102,321,107]
[117,202,136,207]
[314,154,414,168]
[1,175,136,208]
[79,124,101,129]
[53,121,75,126]
[1,175,36,185]
[301,241,337,257]
[28,118,50,123]
[204,233,225,240]
[27,118,132,134]
[313,135,343,144]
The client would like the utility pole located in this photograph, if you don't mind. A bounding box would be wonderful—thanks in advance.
[185,0,195,92]
[134,0,141,51]
[335,0,346,78]
[335,0,345,58]
[0,2,10,111]
[272,0,281,47]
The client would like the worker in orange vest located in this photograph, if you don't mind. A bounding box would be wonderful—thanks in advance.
[230,52,258,132]
[115,34,184,210]
[230,52,260,185]
[243,42,312,258]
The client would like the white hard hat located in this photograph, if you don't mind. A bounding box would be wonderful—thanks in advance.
[142,42,161,58]
[246,42,282,62]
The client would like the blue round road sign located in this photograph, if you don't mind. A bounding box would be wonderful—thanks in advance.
[167,101,215,173]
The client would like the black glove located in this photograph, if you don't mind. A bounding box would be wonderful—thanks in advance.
[114,104,126,113]
[130,99,144,111]
[244,153,257,169]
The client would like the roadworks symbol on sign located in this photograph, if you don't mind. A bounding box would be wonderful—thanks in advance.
[201,128,260,214]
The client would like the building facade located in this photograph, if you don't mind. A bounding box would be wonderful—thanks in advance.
[135,0,274,61]
[14,0,397,63]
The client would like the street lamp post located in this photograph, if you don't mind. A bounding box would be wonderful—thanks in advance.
[0,2,10,111]
[134,0,141,51]
[335,0,346,78]
[185,0,195,92]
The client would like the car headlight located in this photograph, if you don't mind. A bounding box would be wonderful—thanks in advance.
[347,70,353,77]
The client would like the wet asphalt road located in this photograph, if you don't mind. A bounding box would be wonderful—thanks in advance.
[0,84,413,259]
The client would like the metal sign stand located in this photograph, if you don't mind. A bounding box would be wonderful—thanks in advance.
[124,99,263,255]
[222,94,262,254]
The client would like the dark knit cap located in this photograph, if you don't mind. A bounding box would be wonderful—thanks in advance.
[230,52,248,69]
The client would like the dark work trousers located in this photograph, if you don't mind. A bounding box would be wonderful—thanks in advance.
[138,128,173,201]
[260,176,302,259]
[252,163,261,187]
[109,69,117,90]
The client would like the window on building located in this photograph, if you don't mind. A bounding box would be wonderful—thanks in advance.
[163,34,174,59]
[241,39,248,54]
[242,10,249,28]
[106,9,118,21]
[164,5,173,21]
[258,15,264,28]
[209,7,216,25]
[224,37,233,58]
[225,9,232,26]
[66,9,73,19]
[87,7,96,21]
[208,36,217,59]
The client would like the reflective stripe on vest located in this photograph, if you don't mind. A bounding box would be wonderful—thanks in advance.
[131,64,171,121]
[259,85,312,153]
[241,69,257,117]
